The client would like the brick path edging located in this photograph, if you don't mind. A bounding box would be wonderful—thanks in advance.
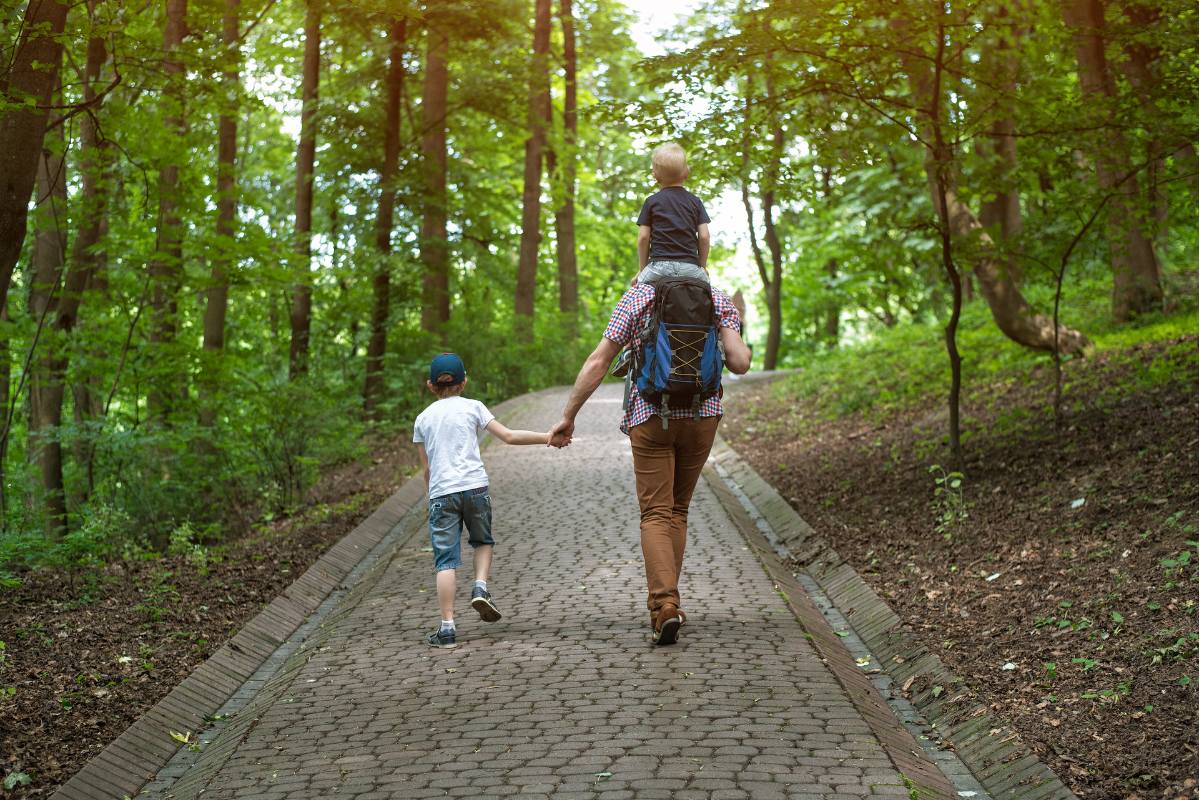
[701,462,957,800]
[708,435,1079,800]
[51,395,531,800]
[139,502,431,800]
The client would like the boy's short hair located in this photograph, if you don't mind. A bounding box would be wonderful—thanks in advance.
[431,378,466,399]
[651,142,689,184]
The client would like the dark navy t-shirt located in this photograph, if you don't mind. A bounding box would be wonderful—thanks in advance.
[636,186,710,265]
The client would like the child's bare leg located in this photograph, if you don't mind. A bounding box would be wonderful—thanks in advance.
[473,544,493,584]
[436,568,456,621]
[468,545,502,622]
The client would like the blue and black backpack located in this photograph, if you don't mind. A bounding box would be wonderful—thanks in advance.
[631,278,724,429]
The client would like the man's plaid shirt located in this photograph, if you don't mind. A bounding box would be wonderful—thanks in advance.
[603,283,742,434]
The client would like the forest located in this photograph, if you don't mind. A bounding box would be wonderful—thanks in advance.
[0,0,1197,795]
[0,0,1195,570]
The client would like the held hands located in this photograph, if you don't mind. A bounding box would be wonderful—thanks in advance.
[547,417,574,449]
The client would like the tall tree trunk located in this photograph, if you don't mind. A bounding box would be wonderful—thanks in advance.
[29,38,110,530]
[823,259,840,345]
[364,17,406,420]
[148,0,189,422]
[0,0,69,318]
[759,71,784,371]
[419,14,449,333]
[70,0,112,479]
[740,78,769,362]
[819,166,839,347]
[327,193,357,361]
[760,196,782,369]
[929,19,964,470]
[29,115,69,540]
[0,304,9,525]
[201,0,239,428]
[554,0,578,331]
[977,5,1024,284]
[514,0,552,340]
[1061,0,1162,320]
[897,18,1090,355]
[289,1,320,378]
[72,0,110,298]
[1114,0,1174,251]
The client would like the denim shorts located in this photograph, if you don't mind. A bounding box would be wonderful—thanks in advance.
[428,486,494,572]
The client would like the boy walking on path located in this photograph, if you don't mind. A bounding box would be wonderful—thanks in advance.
[413,353,552,649]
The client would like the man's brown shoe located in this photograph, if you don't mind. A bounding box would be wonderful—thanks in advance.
[653,604,682,645]
[649,608,687,629]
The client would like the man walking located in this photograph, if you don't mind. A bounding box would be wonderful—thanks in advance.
[549,282,751,645]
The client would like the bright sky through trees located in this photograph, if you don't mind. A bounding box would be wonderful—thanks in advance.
[623,0,761,319]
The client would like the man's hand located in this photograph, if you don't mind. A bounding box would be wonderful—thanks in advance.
[548,418,574,448]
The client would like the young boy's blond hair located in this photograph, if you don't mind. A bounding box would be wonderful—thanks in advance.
[651,142,689,185]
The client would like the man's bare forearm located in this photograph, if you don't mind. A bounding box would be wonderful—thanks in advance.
[562,347,611,421]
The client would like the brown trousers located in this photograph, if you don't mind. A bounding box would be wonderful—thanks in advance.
[629,414,720,621]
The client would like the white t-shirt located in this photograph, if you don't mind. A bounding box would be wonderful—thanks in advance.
[412,397,495,500]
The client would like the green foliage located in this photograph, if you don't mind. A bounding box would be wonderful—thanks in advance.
[928,465,967,540]
[133,570,179,625]
[1148,632,1199,665]
[648,0,1197,369]
[1159,546,1196,576]
[3,0,1197,589]
[233,377,367,513]
[764,303,1197,424]
[167,523,209,573]
[0,534,39,588]
[53,505,136,570]
[3,772,32,791]
[0,0,653,583]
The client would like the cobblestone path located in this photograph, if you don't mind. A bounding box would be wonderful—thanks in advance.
[155,386,934,799]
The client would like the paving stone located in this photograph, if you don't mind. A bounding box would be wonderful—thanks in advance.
[137,386,947,800]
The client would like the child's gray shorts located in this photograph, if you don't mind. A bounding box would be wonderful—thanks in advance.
[637,261,709,284]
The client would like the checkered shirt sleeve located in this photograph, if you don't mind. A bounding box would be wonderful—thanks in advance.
[602,284,655,347]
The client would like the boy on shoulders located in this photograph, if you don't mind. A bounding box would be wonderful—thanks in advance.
[634,142,711,286]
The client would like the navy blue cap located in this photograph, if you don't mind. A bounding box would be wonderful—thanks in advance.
[429,353,466,386]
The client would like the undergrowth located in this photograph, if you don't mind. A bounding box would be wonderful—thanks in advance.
[766,299,1196,425]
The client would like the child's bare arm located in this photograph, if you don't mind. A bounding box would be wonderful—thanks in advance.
[416,443,430,486]
[637,225,651,268]
[697,223,710,270]
[485,419,551,446]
